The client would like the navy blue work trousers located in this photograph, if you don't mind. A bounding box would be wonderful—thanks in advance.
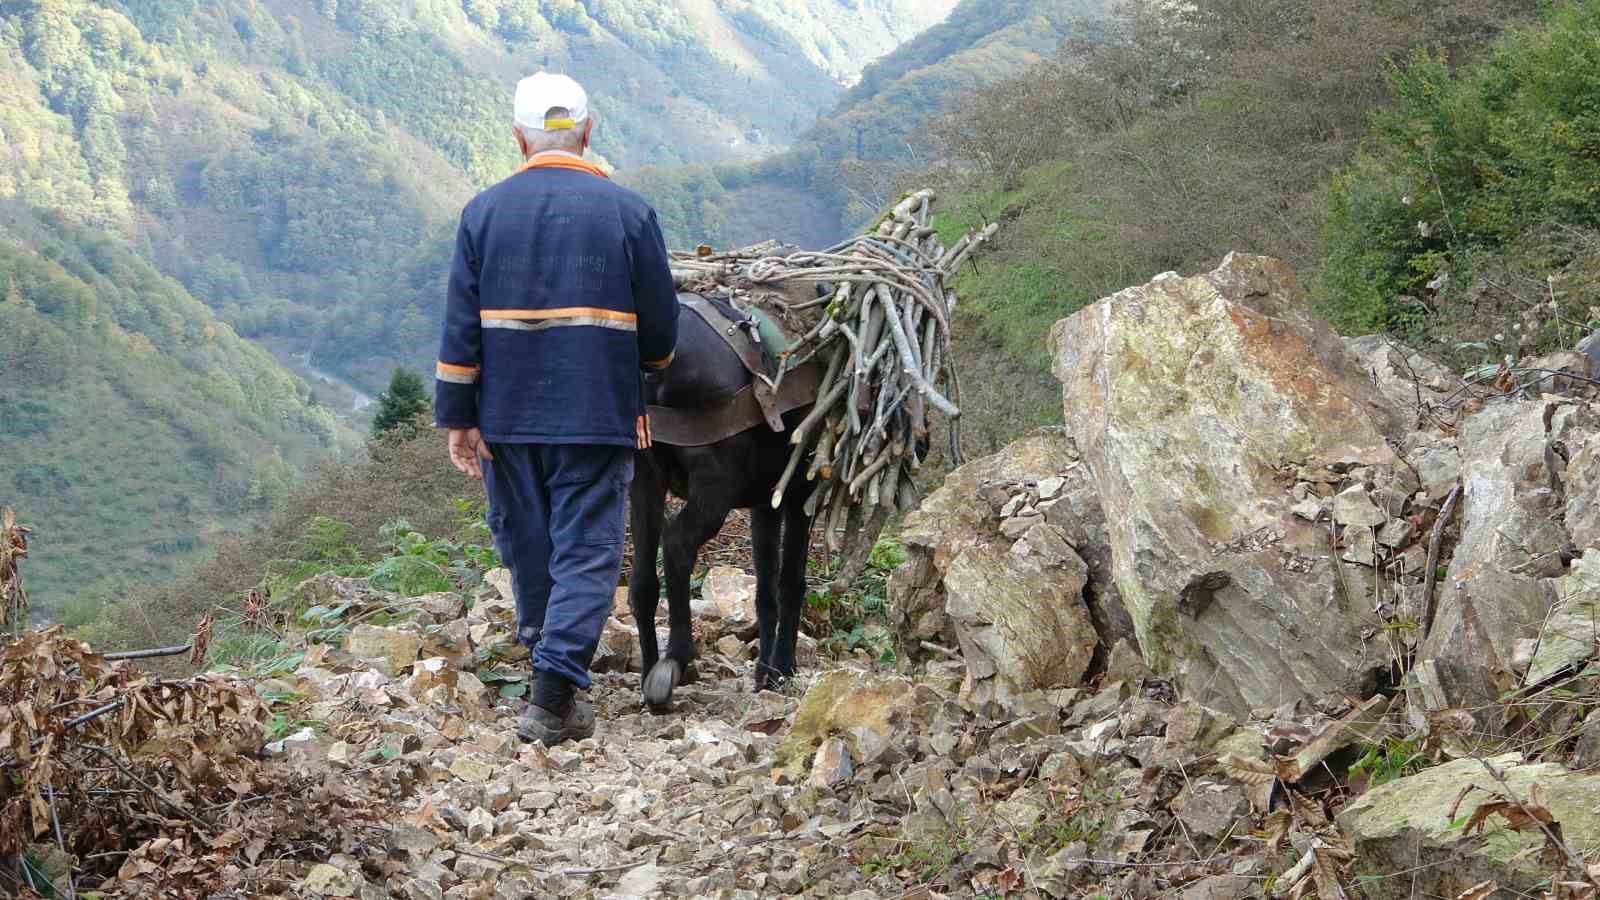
[482,443,632,690]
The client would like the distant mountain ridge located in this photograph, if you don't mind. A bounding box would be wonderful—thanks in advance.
[629,0,1110,250]
[0,0,958,385]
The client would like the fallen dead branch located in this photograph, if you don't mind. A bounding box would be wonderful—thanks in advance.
[1420,481,1464,641]
[0,626,379,897]
[1,509,30,636]
[99,644,193,662]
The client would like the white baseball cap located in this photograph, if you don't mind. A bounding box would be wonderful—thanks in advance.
[514,72,589,132]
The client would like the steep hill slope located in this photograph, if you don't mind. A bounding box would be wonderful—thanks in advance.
[915,0,1539,458]
[0,0,958,610]
[0,0,956,387]
[0,204,338,618]
[634,0,1108,249]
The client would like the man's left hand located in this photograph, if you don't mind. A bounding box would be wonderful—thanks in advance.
[448,427,494,480]
[635,415,652,450]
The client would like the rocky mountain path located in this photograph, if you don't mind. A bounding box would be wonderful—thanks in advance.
[271,569,916,900]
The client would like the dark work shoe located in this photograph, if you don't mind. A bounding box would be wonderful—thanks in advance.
[517,700,595,746]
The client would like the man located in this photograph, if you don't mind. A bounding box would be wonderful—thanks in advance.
[434,72,678,746]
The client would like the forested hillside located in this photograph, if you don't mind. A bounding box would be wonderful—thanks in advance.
[0,0,954,388]
[0,204,338,619]
[0,0,955,612]
[914,0,1600,458]
[929,0,1546,358]
[628,0,1109,250]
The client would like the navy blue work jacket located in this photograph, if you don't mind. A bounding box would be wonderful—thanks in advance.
[434,152,678,447]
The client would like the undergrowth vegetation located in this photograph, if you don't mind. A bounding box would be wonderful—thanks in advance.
[921,0,1568,410]
[806,537,906,665]
[90,417,477,652]
[1322,0,1600,362]
[205,507,500,675]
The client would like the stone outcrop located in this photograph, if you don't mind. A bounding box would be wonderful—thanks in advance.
[776,669,917,774]
[889,429,1124,710]
[1344,333,1459,423]
[1049,253,1399,714]
[1417,399,1600,716]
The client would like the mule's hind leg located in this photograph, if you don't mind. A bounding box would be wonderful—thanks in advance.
[749,505,782,691]
[645,496,730,707]
[760,492,816,689]
[628,456,667,685]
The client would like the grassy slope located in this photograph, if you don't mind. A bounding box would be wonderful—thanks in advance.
[927,0,1549,450]
[0,205,338,619]
[95,424,472,650]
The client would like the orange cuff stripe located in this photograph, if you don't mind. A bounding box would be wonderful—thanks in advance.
[644,352,675,370]
[436,361,481,376]
[481,307,637,323]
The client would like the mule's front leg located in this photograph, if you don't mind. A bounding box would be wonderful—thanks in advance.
[627,462,665,682]
[646,498,728,707]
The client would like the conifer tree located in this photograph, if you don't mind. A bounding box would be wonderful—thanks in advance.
[371,368,430,438]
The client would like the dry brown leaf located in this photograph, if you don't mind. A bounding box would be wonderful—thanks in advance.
[1220,752,1277,785]
[1462,785,1568,871]
[1221,752,1279,811]
[1311,843,1350,900]
[1291,789,1329,828]
[1264,808,1293,852]
[191,613,214,667]
[1463,798,1557,837]
[1454,882,1497,900]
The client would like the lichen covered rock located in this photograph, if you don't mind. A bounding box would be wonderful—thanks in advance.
[1340,754,1600,899]
[1420,400,1597,713]
[1050,253,1397,714]
[889,429,1123,707]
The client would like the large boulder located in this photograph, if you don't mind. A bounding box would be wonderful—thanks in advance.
[1050,253,1398,714]
[890,430,1126,708]
[1419,400,1597,714]
[1339,753,1600,899]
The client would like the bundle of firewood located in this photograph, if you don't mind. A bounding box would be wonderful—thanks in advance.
[670,190,997,554]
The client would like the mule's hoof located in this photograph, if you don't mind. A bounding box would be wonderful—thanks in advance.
[753,665,793,693]
[643,659,682,708]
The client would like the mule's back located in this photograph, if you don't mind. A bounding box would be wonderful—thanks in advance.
[644,297,748,410]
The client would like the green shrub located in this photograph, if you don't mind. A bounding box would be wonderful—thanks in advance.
[1321,1,1600,337]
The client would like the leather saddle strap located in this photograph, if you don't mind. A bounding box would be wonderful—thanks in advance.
[679,293,785,432]
[647,361,822,448]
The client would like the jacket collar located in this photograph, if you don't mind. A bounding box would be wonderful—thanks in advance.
[516,151,609,180]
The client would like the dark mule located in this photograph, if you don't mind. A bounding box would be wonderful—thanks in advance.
[629,296,819,707]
